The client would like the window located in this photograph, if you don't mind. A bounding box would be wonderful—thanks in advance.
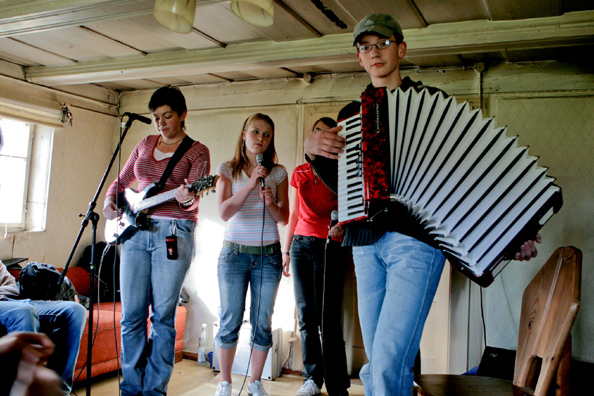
[0,117,53,232]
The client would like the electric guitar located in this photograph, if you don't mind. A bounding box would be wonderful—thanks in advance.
[104,175,218,244]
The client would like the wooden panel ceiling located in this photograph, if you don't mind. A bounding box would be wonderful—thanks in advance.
[0,0,592,92]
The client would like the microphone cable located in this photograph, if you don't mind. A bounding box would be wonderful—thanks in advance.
[321,210,338,357]
[237,167,268,395]
[115,117,124,396]
[75,117,125,396]
[72,244,112,392]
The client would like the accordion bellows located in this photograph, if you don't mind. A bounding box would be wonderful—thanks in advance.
[337,87,562,286]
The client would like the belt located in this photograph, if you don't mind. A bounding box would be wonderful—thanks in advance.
[293,235,324,242]
[223,240,281,255]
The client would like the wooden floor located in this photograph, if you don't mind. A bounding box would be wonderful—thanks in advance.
[72,359,365,396]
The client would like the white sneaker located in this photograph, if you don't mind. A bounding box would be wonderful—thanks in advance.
[247,379,269,396]
[214,380,232,396]
[295,379,321,396]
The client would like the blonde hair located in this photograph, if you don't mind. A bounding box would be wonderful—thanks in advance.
[229,113,278,180]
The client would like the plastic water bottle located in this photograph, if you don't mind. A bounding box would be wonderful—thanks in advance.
[197,323,207,365]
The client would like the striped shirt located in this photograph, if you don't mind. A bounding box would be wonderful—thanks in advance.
[106,134,210,222]
[218,161,287,246]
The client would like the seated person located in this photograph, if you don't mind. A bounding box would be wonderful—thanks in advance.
[0,331,64,396]
[0,260,87,396]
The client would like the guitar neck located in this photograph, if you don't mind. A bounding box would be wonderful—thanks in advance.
[135,189,177,213]
[128,175,217,214]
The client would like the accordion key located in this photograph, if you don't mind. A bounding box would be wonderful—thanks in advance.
[337,115,366,222]
[337,87,563,286]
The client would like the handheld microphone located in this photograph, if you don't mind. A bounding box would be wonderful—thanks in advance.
[256,154,265,190]
[122,112,152,125]
[327,210,339,243]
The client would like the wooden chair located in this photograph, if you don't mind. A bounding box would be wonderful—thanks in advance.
[414,246,582,396]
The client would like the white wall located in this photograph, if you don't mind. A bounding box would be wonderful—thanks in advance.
[450,62,594,369]
[118,82,354,367]
[118,62,594,370]
[0,76,118,265]
[2,59,592,374]
[479,92,594,363]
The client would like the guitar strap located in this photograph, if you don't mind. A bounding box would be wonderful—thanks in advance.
[152,135,195,196]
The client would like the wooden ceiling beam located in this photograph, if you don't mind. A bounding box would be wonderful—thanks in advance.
[0,0,228,37]
[0,0,154,37]
[24,10,594,86]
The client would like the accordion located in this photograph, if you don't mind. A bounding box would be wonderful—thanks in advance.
[337,86,562,286]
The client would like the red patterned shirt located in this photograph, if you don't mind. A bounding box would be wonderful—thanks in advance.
[106,134,210,222]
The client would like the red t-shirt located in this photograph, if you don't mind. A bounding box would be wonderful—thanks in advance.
[291,163,338,239]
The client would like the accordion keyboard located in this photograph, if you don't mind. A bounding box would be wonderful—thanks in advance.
[337,114,365,224]
[333,87,563,286]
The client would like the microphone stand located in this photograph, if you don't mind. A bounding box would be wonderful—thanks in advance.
[56,118,136,396]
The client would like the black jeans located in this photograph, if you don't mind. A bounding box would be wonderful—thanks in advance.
[291,235,351,395]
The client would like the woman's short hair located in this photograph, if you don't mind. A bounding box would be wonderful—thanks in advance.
[149,86,187,115]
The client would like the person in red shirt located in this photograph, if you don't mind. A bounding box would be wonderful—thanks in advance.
[282,118,350,396]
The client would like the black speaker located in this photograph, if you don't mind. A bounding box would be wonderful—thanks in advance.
[476,346,516,381]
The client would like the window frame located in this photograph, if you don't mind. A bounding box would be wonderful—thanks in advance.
[0,117,53,233]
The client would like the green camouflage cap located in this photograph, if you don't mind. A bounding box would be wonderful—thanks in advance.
[353,13,404,45]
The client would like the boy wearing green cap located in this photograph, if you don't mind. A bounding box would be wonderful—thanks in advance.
[304,13,540,396]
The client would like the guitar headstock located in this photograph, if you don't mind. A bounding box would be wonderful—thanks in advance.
[188,175,219,195]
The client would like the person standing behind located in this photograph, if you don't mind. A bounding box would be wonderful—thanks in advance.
[103,86,210,396]
[303,14,540,396]
[214,113,289,396]
[282,117,350,396]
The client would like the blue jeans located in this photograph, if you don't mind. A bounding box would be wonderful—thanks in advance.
[0,299,87,393]
[215,245,282,351]
[291,236,350,396]
[119,219,195,396]
[353,232,445,396]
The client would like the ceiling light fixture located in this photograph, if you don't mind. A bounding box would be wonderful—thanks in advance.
[231,0,274,27]
[154,0,197,34]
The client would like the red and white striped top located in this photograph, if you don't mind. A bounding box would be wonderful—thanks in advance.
[106,134,210,222]
[218,161,287,246]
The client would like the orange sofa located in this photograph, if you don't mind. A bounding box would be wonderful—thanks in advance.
[9,266,187,382]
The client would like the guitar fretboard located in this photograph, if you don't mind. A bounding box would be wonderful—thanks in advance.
[133,190,177,213]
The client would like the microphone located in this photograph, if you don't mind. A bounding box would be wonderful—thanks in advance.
[256,154,265,190]
[327,210,339,243]
[122,112,152,125]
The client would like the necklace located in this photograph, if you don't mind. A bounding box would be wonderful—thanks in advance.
[160,136,184,146]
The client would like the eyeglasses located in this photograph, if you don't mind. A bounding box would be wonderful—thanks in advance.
[357,38,393,54]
